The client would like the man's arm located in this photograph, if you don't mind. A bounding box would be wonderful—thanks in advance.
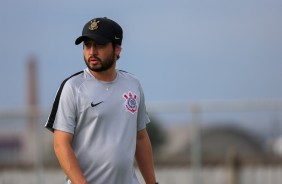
[135,128,157,184]
[54,130,88,184]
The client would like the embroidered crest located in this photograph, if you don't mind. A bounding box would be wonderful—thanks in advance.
[123,91,138,113]
[89,20,100,30]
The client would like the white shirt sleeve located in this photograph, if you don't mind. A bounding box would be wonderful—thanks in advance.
[137,84,150,131]
[53,81,77,134]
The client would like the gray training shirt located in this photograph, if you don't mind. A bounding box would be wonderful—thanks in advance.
[45,68,150,184]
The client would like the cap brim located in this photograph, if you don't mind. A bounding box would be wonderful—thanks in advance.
[75,35,111,45]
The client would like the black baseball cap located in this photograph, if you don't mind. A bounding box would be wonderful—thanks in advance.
[75,17,123,45]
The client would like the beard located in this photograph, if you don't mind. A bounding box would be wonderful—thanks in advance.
[84,52,115,72]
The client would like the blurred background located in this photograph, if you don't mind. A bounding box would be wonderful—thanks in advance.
[1,0,282,183]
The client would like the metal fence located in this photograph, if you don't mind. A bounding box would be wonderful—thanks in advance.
[0,99,282,184]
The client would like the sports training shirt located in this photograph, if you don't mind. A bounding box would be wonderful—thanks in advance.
[45,68,150,184]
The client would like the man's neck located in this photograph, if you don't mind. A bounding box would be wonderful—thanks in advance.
[89,68,117,82]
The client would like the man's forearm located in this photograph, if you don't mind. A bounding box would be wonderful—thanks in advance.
[54,131,88,184]
[135,129,156,184]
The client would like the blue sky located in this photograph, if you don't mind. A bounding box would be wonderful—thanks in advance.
[1,0,282,109]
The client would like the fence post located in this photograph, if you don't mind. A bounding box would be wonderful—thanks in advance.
[226,148,240,184]
[191,104,202,184]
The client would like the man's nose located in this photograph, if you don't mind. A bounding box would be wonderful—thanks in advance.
[89,45,98,55]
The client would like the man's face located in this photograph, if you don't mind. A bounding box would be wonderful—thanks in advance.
[83,40,120,72]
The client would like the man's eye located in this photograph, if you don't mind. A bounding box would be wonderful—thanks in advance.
[96,44,103,48]
[84,42,91,47]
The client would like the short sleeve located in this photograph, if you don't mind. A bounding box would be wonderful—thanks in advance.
[137,84,150,131]
[53,82,77,134]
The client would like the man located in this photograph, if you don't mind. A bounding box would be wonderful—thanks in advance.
[45,17,158,184]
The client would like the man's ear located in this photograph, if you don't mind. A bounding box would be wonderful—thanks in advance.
[115,44,121,54]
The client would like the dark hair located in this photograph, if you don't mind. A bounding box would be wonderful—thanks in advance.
[82,41,120,60]
[112,42,120,60]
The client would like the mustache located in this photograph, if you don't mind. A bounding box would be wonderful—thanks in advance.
[88,55,101,61]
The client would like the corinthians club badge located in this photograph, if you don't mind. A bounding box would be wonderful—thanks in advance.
[89,20,100,30]
[123,91,138,113]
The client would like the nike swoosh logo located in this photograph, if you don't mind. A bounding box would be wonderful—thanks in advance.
[91,101,103,107]
[115,36,120,40]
